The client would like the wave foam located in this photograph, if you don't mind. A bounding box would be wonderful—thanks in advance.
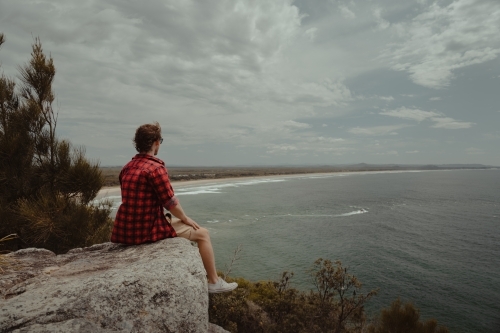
[275,208,369,218]
[176,178,286,196]
[335,209,368,217]
[176,188,223,195]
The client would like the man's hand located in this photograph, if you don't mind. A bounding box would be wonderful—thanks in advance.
[181,216,200,230]
[169,201,200,230]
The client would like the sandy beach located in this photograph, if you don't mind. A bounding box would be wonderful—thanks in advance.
[97,170,308,197]
[96,172,338,200]
[96,166,495,200]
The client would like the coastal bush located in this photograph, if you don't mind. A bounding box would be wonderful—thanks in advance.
[366,298,450,333]
[210,259,450,333]
[0,34,112,254]
[209,259,378,333]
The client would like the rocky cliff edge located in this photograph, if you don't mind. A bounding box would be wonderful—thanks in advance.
[0,238,228,333]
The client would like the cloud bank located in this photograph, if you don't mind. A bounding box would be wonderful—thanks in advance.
[0,0,497,165]
[380,107,474,129]
[386,0,500,89]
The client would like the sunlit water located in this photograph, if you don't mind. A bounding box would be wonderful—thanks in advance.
[99,169,500,333]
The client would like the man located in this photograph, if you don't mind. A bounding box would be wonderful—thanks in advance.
[111,122,237,293]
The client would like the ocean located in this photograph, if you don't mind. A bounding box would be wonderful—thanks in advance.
[101,169,500,333]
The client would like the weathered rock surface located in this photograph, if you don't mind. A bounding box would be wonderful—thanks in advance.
[0,238,228,333]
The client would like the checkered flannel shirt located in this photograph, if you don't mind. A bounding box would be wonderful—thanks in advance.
[111,154,179,245]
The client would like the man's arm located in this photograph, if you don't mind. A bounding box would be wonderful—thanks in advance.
[169,202,200,230]
[150,165,201,230]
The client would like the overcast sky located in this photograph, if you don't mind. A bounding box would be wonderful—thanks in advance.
[1,0,499,166]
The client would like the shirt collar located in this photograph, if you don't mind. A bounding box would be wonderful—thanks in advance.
[133,153,165,166]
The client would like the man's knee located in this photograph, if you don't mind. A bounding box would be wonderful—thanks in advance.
[199,227,210,239]
[191,227,210,241]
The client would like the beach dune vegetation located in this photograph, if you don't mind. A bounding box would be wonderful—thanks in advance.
[0,34,112,254]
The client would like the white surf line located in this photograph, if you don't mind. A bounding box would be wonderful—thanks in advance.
[335,209,368,217]
[274,214,337,217]
[98,167,477,198]
[273,209,369,218]
[175,178,287,196]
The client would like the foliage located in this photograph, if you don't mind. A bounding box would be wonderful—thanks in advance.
[366,298,450,333]
[309,258,379,333]
[0,33,112,253]
[221,244,242,280]
[210,259,378,333]
[0,234,18,272]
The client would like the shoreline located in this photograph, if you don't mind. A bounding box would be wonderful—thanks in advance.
[96,167,497,199]
[100,165,499,189]
[96,173,314,199]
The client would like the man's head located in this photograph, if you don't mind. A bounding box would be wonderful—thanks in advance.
[134,122,162,154]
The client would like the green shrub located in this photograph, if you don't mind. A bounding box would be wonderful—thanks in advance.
[0,33,112,254]
[210,259,377,333]
[366,298,450,333]
[210,260,450,333]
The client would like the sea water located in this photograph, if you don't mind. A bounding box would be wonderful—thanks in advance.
[100,169,500,332]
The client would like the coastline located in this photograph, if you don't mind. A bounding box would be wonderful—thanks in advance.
[96,172,322,199]
[100,164,498,189]
[96,168,497,199]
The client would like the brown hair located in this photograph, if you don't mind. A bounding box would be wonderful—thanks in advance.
[133,122,162,153]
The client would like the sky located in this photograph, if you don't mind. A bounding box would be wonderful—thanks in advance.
[0,0,499,166]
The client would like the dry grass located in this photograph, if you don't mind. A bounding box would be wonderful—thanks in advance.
[222,244,242,281]
[0,234,18,273]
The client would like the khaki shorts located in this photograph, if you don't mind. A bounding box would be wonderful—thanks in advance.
[171,218,194,240]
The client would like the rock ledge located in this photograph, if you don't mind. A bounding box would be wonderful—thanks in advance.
[0,238,227,333]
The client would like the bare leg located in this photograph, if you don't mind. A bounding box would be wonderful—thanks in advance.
[179,227,219,284]
[174,223,237,293]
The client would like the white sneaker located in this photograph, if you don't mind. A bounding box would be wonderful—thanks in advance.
[208,278,238,293]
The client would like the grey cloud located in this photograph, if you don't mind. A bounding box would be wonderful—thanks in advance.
[283,120,312,129]
[339,5,356,19]
[266,142,352,155]
[465,147,485,154]
[431,117,474,129]
[348,124,409,136]
[376,150,398,155]
[380,107,474,129]
[373,8,390,30]
[307,137,345,143]
[380,107,440,121]
[385,0,500,89]
[1,0,497,165]
[2,0,351,150]
[484,131,500,140]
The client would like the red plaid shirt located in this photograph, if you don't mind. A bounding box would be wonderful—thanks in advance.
[111,154,179,245]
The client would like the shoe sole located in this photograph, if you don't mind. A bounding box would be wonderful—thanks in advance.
[208,285,238,294]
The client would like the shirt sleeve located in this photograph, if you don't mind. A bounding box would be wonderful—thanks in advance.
[150,166,179,210]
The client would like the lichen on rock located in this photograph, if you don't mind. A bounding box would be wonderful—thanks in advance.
[0,238,226,333]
